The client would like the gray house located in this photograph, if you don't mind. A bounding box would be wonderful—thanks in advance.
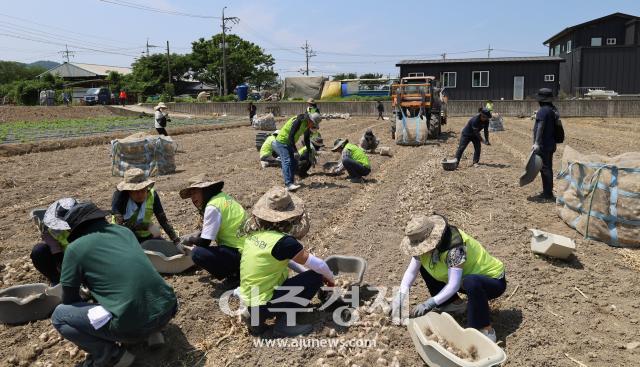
[396,57,563,100]
[544,12,640,96]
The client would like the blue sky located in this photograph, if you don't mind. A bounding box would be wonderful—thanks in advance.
[1,0,639,78]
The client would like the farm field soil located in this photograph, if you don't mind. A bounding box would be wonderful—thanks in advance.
[0,116,639,367]
[0,106,124,123]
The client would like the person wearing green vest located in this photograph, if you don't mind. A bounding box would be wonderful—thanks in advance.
[485,99,494,113]
[390,214,506,343]
[178,174,247,286]
[306,98,320,114]
[273,112,322,191]
[239,187,335,336]
[30,197,77,285]
[330,138,371,182]
[296,133,324,178]
[51,201,178,367]
[259,130,280,168]
[111,168,179,244]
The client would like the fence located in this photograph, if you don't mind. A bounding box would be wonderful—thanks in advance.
[142,99,640,118]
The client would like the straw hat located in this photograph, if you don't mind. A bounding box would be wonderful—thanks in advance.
[400,214,447,257]
[307,98,315,104]
[117,168,155,192]
[179,173,224,199]
[311,135,324,147]
[154,102,168,111]
[43,198,78,231]
[253,186,304,222]
[331,138,348,151]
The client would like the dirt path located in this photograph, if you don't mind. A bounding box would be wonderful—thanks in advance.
[0,116,638,366]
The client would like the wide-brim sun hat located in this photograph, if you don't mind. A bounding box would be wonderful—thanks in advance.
[179,173,224,199]
[154,102,168,111]
[331,138,348,152]
[311,136,325,147]
[307,98,315,104]
[479,108,492,119]
[117,168,155,192]
[308,112,322,128]
[253,186,305,223]
[400,214,447,257]
[536,88,554,103]
[43,198,78,231]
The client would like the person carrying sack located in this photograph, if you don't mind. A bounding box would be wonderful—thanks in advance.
[111,168,179,244]
[390,214,506,343]
[154,102,170,136]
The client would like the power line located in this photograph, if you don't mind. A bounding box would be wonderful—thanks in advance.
[221,6,239,95]
[146,38,159,56]
[98,0,219,19]
[59,44,76,62]
[300,40,316,75]
[0,32,140,57]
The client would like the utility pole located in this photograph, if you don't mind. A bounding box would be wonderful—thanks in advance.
[441,52,446,60]
[59,44,75,63]
[166,41,171,85]
[487,44,494,58]
[300,40,316,76]
[146,38,159,57]
[221,6,239,95]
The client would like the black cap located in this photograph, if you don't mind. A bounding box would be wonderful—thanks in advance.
[63,202,110,234]
[536,88,554,102]
[479,108,492,118]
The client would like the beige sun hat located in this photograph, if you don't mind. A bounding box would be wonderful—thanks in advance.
[253,186,305,223]
[179,173,224,199]
[117,168,155,192]
[400,214,447,257]
[307,98,315,104]
[154,102,168,111]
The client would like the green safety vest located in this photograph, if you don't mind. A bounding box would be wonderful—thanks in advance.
[206,192,246,250]
[307,106,319,114]
[48,228,70,250]
[239,230,288,306]
[344,143,370,168]
[298,144,316,157]
[485,102,494,112]
[111,188,156,238]
[260,135,276,158]
[419,229,504,282]
[276,115,308,146]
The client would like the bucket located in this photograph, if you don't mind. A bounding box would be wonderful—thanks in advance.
[442,158,458,171]
[141,239,195,274]
[0,283,62,324]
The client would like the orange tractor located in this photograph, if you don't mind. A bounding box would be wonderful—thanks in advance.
[391,76,446,145]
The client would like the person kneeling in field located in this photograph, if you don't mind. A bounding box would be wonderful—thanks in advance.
[111,168,179,244]
[178,174,246,287]
[330,138,371,183]
[239,187,335,337]
[30,198,77,285]
[51,202,178,367]
[359,128,379,153]
[296,133,324,178]
[259,130,281,168]
[391,214,506,343]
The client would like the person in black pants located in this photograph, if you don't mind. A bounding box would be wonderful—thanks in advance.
[454,108,491,167]
[532,88,559,200]
[248,102,257,123]
[376,101,384,120]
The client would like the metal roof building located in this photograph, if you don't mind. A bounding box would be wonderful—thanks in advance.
[39,62,131,79]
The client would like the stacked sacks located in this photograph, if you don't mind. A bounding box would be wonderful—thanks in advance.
[556,145,640,248]
[252,113,276,130]
[111,133,177,177]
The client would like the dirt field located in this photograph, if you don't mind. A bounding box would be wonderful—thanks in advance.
[0,106,125,123]
[0,115,639,367]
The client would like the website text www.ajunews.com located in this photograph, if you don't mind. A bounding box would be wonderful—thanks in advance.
[252,337,377,350]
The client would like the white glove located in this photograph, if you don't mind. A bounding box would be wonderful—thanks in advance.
[391,291,408,326]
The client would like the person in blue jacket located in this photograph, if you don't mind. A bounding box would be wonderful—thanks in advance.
[532,88,559,200]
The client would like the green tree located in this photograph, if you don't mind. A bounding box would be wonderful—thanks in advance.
[128,53,192,96]
[332,73,357,81]
[190,34,277,92]
[359,73,384,80]
[0,61,46,84]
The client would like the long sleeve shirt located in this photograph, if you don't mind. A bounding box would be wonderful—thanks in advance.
[461,114,489,142]
[288,115,311,152]
[111,190,177,240]
[533,104,558,153]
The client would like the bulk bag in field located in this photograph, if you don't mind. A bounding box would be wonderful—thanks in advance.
[556,145,640,248]
[111,133,177,177]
